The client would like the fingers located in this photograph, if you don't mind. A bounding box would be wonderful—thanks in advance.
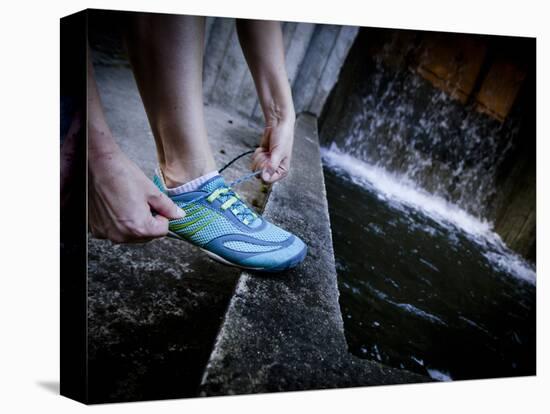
[108,214,169,243]
[143,214,170,239]
[262,163,288,183]
[253,124,293,183]
[268,145,284,170]
[251,149,269,174]
[252,128,273,177]
[259,142,287,181]
[252,148,289,182]
[261,169,272,182]
[148,191,185,219]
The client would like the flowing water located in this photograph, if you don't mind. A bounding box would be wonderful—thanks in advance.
[322,145,536,381]
[324,34,531,222]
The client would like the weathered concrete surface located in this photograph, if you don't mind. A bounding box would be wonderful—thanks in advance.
[203,17,357,122]
[89,10,357,131]
[88,15,425,402]
[292,25,359,116]
[200,114,429,396]
[88,58,269,402]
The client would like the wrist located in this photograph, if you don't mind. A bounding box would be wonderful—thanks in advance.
[254,70,295,127]
[88,132,121,174]
[88,122,120,156]
[263,96,295,128]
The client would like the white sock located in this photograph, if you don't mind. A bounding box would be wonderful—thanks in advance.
[164,170,219,196]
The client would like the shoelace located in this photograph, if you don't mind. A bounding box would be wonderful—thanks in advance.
[175,150,263,225]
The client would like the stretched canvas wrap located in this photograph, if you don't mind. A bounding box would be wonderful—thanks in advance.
[60,8,536,404]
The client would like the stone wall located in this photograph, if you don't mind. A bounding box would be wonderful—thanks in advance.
[202,17,358,122]
[87,11,358,123]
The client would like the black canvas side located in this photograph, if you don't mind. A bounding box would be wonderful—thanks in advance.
[60,9,88,404]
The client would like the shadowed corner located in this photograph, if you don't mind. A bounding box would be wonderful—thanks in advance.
[36,381,60,395]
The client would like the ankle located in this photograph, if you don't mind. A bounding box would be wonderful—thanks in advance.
[161,159,217,188]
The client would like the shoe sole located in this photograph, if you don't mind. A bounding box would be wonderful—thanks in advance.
[167,230,306,273]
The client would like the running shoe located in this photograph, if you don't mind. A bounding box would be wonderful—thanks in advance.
[153,169,307,272]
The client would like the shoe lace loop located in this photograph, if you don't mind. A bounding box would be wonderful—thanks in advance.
[175,164,262,225]
[205,170,262,224]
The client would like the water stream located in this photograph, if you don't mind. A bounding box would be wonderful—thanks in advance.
[323,33,531,223]
[322,145,536,381]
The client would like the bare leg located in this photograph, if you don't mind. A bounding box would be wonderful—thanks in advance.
[125,14,216,188]
[87,52,184,243]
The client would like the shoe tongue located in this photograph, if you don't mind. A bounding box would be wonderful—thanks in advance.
[199,175,227,193]
[199,174,261,226]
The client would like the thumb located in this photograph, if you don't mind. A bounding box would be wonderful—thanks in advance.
[148,192,185,219]
[145,214,170,238]
[262,146,284,182]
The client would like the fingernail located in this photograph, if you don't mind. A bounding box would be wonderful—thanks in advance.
[175,207,186,218]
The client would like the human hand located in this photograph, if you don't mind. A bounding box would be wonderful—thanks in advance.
[251,117,295,183]
[89,147,185,243]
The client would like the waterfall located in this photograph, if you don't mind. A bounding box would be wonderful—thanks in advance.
[335,52,521,221]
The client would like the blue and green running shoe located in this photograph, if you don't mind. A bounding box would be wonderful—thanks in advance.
[153,169,307,272]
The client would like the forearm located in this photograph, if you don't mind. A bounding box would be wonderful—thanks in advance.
[236,20,295,126]
[87,49,119,157]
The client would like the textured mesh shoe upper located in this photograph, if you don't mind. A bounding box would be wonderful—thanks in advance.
[153,170,306,269]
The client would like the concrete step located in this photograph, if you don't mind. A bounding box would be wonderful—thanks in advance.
[90,57,427,401]
[200,113,428,396]
[89,61,273,402]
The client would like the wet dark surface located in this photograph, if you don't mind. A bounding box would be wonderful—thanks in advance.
[324,166,536,381]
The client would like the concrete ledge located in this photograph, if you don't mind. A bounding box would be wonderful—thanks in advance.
[200,114,429,396]
[89,61,274,401]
